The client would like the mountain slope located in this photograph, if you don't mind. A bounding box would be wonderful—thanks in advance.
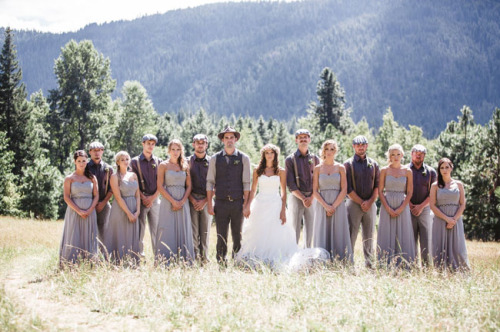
[5,0,500,136]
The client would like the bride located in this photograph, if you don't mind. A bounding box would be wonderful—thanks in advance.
[236,144,329,270]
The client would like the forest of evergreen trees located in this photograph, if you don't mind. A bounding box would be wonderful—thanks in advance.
[0,29,499,240]
[2,0,500,136]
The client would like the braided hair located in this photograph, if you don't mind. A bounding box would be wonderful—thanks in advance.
[168,139,188,171]
[114,151,131,185]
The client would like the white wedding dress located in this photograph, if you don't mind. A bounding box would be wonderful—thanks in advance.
[236,175,329,271]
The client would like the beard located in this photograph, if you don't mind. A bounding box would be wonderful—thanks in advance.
[412,160,423,167]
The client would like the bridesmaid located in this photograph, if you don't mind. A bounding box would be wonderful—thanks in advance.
[59,150,99,267]
[429,158,470,271]
[103,151,141,264]
[312,140,353,263]
[155,139,195,264]
[377,144,416,268]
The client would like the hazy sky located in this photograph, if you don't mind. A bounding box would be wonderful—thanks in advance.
[0,0,284,33]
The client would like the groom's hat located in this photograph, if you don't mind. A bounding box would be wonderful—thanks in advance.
[217,126,241,140]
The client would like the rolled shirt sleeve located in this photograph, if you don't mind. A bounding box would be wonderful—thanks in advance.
[206,149,251,192]
[206,156,216,192]
[344,159,354,194]
[242,153,251,191]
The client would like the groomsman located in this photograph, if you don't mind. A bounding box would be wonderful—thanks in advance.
[408,144,437,266]
[87,141,113,248]
[131,134,161,257]
[207,126,251,264]
[344,135,380,268]
[285,129,320,248]
[188,134,212,262]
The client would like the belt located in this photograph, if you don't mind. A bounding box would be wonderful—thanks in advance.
[216,195,242,202]
[192,193,207,199]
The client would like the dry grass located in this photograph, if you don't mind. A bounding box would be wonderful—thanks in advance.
[1,216,499,331]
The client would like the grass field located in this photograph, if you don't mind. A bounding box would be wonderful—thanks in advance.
[1,216,499,331]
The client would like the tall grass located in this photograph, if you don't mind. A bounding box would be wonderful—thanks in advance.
[1,216,499,331]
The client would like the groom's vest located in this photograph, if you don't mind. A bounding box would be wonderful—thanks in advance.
[215,151,243,200]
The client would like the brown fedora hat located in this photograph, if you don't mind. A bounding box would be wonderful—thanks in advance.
[218,126,241,140]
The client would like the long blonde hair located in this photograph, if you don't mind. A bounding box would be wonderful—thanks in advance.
[167,139,188,171]
[386,144,404,164]
[114,151,131,185]
[320,139,338,161]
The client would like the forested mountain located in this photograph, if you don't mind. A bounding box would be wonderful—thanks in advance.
[3,0,500,136]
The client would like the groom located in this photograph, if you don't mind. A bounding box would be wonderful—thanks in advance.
[207,126,251,264]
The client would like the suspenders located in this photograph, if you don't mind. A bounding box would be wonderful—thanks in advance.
[103,167,110,196]
[133,156,158,194]
[349,157,375,193]
[293,156,301,190]
[292,153,318,191]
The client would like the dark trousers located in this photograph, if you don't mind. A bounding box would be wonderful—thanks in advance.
[214,199,243,262]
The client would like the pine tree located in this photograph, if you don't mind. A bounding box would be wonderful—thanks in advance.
[0,131,21,215]
[375,108,402,162]
[156,112,179,148]
[266,117,276,139]
[0,27,29,175]
[437,105,477,172]
[257,116,270,144]
[48,40,116,171]
[112,81,158,156]
[19,91,63,219]
[20,155,63,219]
[309,67,347,133]
[180,108,215,156]
[274,122,292,159]
[462,108,500,240]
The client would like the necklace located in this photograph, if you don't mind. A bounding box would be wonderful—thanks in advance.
[323,163,335,175]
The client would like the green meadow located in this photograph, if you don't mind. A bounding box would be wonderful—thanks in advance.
[1,217,499,331]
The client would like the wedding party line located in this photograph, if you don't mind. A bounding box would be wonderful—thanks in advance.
[60,125,470,272]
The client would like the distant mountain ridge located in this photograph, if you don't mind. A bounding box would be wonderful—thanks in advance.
[3,0,500,136]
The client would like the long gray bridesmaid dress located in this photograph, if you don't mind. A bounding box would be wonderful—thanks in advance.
[59,181,98,266]
[377,175,416,267]
[103,179,140,263]
[155,170,195,263]
[431,183,470,271]
[312,173,353,263]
